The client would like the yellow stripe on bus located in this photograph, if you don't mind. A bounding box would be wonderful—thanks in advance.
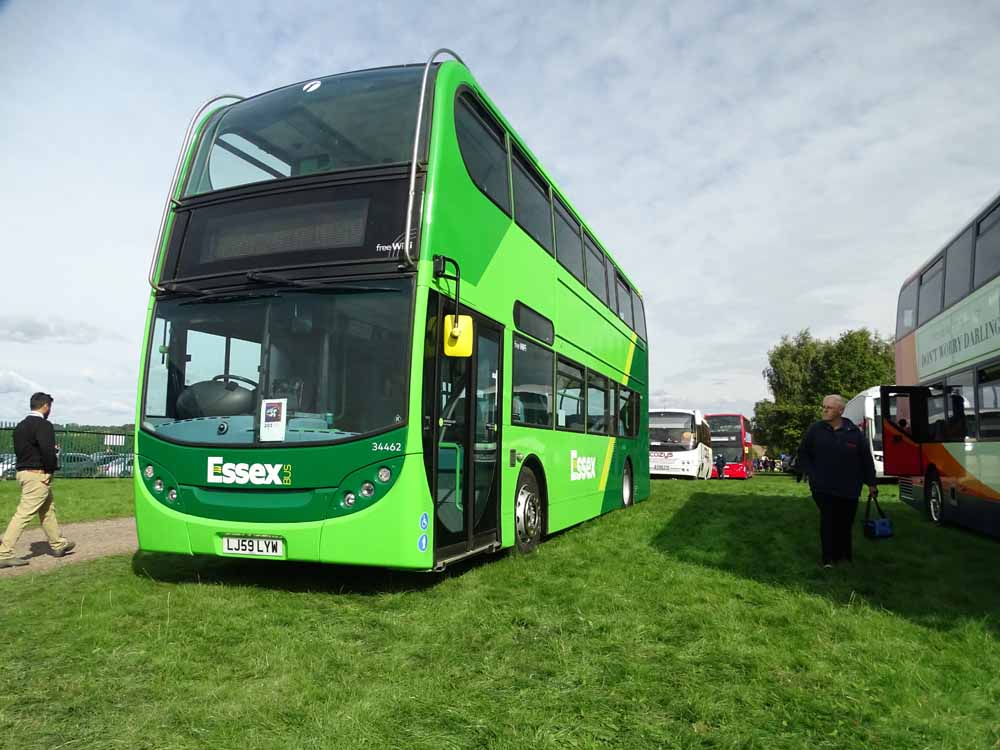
[623,333,637,386]
[599,438,617,491]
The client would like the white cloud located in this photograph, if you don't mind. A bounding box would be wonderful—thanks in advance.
[2,0,1000,424]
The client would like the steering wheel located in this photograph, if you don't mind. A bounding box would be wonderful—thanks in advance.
[212,374,259,389]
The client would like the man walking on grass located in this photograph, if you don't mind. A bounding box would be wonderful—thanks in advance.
[714,451,727,479]
[0,392,76,568]
[797,394,877,568]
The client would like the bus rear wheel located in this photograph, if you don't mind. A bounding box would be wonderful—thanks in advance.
[622,460,634,507]
[514,465,543,554]
[927,476,944,525]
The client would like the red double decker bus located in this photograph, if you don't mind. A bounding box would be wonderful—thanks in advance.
[706,413,754,479]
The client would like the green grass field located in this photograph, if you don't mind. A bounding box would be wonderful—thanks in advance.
[1,475,998,749]
[0,478,133,523]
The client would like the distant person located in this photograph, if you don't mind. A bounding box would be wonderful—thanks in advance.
[797,394,876,568]
[0,393,76,568]
[714,452,726,479]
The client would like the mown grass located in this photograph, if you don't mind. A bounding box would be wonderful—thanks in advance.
[0,478,133,523]
[0,475,998,749]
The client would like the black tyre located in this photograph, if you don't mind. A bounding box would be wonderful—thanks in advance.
[622,460,634,507]
[514,465,543,554]
[926,476,944,525]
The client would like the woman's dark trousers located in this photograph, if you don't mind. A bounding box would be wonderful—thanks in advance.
[812,492,859,564]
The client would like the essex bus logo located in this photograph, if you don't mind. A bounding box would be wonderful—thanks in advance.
[570,450,597,481]
[207,457,292,486]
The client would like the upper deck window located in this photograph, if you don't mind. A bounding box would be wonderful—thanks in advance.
[896,278,918,338]
[584,233,608,304]
[615,275,634,328]
[634,293,648,341]
[944,227,974,308]
[455,93,510,215]
[512,146,554,254]
[554,198,584,282]
[184,67,424,197]
[917,257,944,326]
[974,203,1000,288]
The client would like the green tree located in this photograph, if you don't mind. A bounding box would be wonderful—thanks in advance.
[753,328,894,453]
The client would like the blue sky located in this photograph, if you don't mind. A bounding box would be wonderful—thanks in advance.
[2,0,1000,424]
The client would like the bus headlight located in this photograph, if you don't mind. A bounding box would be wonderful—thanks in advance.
[144,465,155,479]
[167,488,178,503]
[343,491,356,508]
[153,479,164,493]
[360,481,376,498]
[377,467,392,483]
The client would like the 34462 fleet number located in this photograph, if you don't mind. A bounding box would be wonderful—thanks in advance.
[372,442,402,452]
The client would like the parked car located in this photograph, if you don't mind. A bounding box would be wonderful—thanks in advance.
[57,453,99,478]
[0,453,16,479]
[99,454,134,478]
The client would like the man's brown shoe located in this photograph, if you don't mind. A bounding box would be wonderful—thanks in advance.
[51,541,76,558]
[0,556,29,568]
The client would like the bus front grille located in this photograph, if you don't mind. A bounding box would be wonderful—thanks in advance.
[898,478,914,502]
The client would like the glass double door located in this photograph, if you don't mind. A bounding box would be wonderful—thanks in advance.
[433,309,502,560]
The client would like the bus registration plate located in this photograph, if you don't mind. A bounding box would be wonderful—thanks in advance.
[222,536,284,557]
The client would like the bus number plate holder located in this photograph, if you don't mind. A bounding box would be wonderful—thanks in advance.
[221,535,285,558]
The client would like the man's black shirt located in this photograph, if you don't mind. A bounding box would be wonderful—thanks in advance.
[14,415,59,473]
[797,417,876,499]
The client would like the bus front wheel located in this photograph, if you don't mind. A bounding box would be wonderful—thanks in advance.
[514,465,543,554]
[926,476,944,525]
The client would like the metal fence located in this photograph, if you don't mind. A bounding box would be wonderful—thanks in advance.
[0,422,134,480]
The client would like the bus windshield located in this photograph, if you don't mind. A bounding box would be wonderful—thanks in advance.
[712,444,744,463]
[142,279,412,445]
[650,413,696,450]
[184,66,424,197]
[708,415,742,435]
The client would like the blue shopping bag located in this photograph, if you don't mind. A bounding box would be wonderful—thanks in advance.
[863,491,893,539]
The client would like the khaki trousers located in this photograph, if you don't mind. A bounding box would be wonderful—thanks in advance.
[0,472,68,558]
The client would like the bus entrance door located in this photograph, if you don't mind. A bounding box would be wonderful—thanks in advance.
[432,310,503,563]
[880,385,928,477]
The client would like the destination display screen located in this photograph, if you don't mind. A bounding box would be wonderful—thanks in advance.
[164,178,409,279]
[202,198,369,262]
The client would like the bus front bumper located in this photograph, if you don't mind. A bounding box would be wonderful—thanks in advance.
[134,456,435,570]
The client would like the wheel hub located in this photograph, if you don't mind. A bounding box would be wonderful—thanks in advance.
[515,485,540,543]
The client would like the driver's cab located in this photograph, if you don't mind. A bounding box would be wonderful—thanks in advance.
[142,279,412,446]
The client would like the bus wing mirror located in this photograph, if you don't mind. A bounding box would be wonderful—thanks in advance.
[443,314,473,358]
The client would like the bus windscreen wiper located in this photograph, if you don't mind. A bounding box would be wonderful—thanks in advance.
[158,281,209,297]
[245,271,398,293]
[179,290,279,306]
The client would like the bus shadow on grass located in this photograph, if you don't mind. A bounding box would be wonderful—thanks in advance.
[130,550,496,596]
[652,490,1000,633]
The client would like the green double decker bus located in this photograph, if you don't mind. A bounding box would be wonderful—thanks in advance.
[137,50,649,570]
